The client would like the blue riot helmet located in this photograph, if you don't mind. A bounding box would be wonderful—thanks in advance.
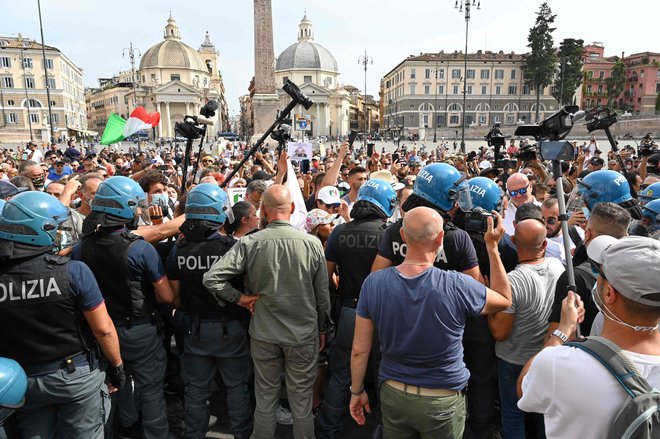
[467,176,504,213]
[185,183,234,224]
[576,170,633,211]
[0,199,5,215]
[413,163,472,212]
[92,176,147,221]
[639,182,660,206]
[357,179,397,217]
[642,199,660,226]
[0,191,70,246]
[0,357,27,423]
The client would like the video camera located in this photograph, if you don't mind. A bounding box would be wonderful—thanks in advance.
[515,105,584,162]
[485,123,507,148]
[174,100,219,140]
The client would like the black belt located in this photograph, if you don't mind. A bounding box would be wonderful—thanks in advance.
[24,351,94,377]
[113,313,157,328]
[341,297,359,308]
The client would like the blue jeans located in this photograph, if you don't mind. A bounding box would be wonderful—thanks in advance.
[116,323,169,439]
[316,306,381,438]
[181,319,252,439]
[14,365,108,439]
[498,359,545,439]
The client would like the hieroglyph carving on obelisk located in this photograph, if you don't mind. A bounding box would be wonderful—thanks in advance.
[253,0,276,94]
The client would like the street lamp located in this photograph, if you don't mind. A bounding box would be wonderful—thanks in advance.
[559,59,571,107]
[455,0,481,154]
[37,0,55,144]
[123,41,142,110]
[16,34,34,142]
[427,58,440,143]
[358,50,373,135]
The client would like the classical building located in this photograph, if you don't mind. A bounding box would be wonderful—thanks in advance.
[131,14,228,139]
[580,44,617,111]
[0,34,88,144]
[85,73,132,135]
[381,51,558,140]
[272,14,351,138]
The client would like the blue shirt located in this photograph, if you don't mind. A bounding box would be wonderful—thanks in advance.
[68,260,104,311]
[357,266,486,389]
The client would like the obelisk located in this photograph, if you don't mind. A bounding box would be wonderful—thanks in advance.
[252,0,280,143]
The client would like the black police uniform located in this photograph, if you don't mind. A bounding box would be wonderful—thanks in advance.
[168,233,252,439]
[316,216,387,437]
[0,253,103,438]
[79,229,169,439]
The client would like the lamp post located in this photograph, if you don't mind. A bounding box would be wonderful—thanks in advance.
[123,41,142,110]
[455,0,481,154]
[37,0,55,144]
[16,34,34,142]
[427,59,440,143]
[358,50,373,136]
[559,59,571,107]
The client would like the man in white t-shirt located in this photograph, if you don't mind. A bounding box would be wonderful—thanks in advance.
[503,173,541,236]
[517,235,660,439]
[541,197,584,265]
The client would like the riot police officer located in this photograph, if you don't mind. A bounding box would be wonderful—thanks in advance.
[0,191,124,438]
[316,178,396,438]
[372,163,481,280]
[166,183,252,439]
[74,176,175,439]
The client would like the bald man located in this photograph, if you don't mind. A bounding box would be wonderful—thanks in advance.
[488,218,565,439]
[350,207,512,438]
[503,172,541,235]
[203,184,330,439]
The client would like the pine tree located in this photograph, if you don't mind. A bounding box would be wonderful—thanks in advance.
[606,59,626,109]
[552,38,584,106]
[522,3,557,122]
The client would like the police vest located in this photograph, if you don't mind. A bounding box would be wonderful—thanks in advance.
[335,218,387,300]
[385,219,464,271]
[0,254,89,365]
[174,235,247,320]
[80,230,156,322]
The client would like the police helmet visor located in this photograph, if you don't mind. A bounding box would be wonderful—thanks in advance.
[452,174,473,212]
[134,198,152,225]
[223,194,235,224]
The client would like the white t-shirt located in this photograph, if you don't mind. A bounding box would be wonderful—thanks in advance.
[503,198,542,236]
[519,344,660,439]
[546,226,585,265]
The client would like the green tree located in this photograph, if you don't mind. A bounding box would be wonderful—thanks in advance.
[606,59,626,109]
[552,38,584,106]
[522,3,557,122]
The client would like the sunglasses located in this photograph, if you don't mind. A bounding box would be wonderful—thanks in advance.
[202,159,213,163]
[508,185,529,197]
[589,259,607,280]
[546,216,558,225]
[323,202,340,209]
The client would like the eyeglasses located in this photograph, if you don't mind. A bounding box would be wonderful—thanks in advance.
[508,185,529,197]
[545,216,558,225]
[589,259,607,280]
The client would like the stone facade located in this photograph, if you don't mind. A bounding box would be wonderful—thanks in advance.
[0,34,87,144]
[381,51,558,140]
[251,0,279,142]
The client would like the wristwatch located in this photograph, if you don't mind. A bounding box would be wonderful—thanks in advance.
[551,329,569,343]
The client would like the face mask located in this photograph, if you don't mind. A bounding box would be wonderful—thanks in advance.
[151,193,169,207]
[32,176,45,189]
[591,282,659,332]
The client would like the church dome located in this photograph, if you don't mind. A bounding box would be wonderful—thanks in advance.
[139,15,208,72]
[275,15,338,72]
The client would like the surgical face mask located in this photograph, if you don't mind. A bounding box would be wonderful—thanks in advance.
[151,193,169,207]
[591,281,659,332]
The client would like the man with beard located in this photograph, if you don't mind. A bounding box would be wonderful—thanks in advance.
[340,166,367,210]
[541,198,584,265]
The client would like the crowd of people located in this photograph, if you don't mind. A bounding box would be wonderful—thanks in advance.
[0,131,659,439]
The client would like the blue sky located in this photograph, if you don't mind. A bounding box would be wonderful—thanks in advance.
[3,0,658,116]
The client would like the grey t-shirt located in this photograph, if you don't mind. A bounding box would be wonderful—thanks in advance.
[495,258,566,365]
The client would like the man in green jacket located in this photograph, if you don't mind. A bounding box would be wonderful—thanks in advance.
[203,184,330,439]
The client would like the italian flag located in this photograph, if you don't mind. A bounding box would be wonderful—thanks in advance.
[101,107,160,145]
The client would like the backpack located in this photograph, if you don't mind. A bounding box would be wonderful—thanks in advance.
[565,336,660,439]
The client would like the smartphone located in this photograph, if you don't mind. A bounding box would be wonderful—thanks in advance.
[348,130,358,149]
[300,159,310,174]
[367,143,374,157]
[157,165,169,171]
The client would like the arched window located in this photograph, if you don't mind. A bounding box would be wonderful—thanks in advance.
[448,103,462,112]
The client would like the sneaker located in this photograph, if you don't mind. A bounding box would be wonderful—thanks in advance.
[276,405,293,425]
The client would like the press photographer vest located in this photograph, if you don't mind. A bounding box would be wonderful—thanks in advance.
[335,218,387,300]
[80,230,156,322]
[175,235,246,320]
[0,254,89,365]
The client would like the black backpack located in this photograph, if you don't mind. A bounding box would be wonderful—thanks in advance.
[566,336,660,439]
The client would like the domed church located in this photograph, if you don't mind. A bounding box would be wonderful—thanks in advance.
[274,15,351,138]
[135,14,228,139]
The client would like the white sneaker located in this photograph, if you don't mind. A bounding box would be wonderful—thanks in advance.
[276,405,293,425]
